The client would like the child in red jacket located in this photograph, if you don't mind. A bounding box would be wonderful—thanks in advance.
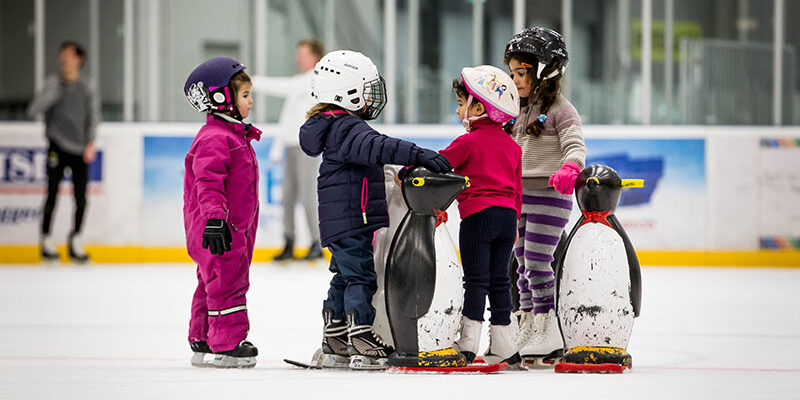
[439,65,523,366]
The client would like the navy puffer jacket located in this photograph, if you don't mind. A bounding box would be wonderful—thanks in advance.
[300,114,421,246]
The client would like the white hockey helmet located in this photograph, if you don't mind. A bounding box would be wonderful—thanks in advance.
[461,65,520,124]
[311,50,387,120]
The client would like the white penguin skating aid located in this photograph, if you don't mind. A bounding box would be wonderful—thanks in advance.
[554,165,643,374]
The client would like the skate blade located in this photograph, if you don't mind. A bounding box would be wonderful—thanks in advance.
[521,349,564,370]
[284,358,322,369]
[192,352,256,368]
[320,354,351,369]
[349,355,388,370]
[521,356,559,369]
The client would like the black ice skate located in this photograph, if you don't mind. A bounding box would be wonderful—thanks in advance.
[189,341,213,367]
[192,340,258,369]
[347,314,394,370]
[302,241,323,261]
[320,309,350,368]
[273,238,295,262]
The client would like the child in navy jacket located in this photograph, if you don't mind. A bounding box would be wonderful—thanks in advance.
[299,50,451,370]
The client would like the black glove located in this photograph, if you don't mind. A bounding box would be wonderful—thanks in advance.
[202,218,232,255]
[416,148,453,173]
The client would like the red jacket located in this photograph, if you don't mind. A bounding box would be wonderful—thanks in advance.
[439,119,522,219]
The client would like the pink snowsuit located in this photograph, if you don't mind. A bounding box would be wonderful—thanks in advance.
[184,114,261,352]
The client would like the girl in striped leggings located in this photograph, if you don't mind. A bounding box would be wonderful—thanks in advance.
[504,27,586,367]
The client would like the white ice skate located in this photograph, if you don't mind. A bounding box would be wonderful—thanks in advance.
[68,232,89,263]
[40,234,59,263]
[453,316,482,364]
[517,309,564,369]
[483,324,523,368]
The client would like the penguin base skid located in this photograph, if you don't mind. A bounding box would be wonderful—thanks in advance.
[386,349,506,374]
[387,362,507,374]
[554,346,632,374]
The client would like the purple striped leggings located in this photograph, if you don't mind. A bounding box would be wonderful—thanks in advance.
[513,188,572,314]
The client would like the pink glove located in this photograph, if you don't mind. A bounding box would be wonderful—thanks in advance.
[548,161,581,195]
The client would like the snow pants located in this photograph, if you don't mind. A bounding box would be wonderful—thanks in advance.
[188,226,256,352]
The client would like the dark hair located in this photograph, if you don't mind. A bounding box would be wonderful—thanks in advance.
[229,70,252,117]
[230,70,252,96]
[451,78,487,111]
[59,41,86,65]
[504,53,562,137]
[298,39,325,59]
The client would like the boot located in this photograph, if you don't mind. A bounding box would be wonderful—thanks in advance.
[347,313,394,370]
[453,316,482,363]
[190,340,258,368]
[518,309,564,368]
[484,324,522,367]
[273,237,295,261]
[40,234,59,263]
[320,308,350,368]
[68,232,89,263]
[302,241,323,261]
[189,340,212,367]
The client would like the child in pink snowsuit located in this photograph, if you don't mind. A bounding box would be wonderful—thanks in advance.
[182,57,261,368]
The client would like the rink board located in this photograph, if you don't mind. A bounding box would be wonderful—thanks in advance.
[1,123,799,265]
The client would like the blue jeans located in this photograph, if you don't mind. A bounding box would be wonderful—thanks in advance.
[323,232,377,325]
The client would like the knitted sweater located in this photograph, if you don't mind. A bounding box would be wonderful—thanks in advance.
[512,94,586,190]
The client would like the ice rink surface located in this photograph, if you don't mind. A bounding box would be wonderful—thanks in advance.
[1,262,799,400]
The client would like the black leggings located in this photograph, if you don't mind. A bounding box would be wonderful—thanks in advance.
[459,206,517,326]
[41,141,88,235]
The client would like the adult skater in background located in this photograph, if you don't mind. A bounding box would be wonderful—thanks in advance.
[252,40,324,261]
[299,50,452,369]
[504,27,586,367]
[183,57,261,368]
[439,66,522,366]
[28,41,98,263]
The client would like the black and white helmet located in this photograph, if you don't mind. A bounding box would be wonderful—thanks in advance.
[505,27,568,81]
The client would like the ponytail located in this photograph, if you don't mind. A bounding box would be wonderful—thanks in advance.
[525,76,561,137]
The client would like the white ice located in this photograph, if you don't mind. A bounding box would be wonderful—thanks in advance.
[1,263,799,400]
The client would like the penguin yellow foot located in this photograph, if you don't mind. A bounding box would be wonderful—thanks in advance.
[554,346,632,374]
[387,348,467,368]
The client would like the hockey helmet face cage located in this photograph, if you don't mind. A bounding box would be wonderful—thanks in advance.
[505,27,568,80]
[460,65,520,124]
[184,57,247,116]
[362,76,387,120]
[311,50,386,120]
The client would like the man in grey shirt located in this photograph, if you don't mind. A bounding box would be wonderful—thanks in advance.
[27,41,99,263]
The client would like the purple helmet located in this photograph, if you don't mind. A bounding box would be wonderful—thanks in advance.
[184,57,246,116]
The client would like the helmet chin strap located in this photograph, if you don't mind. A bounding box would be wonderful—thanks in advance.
[212,111,244,124]
[536,62,566,81]
[460,94,487,131]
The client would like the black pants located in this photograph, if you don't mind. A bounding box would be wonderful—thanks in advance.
[41,141,88,235]
[459,206,517,325]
